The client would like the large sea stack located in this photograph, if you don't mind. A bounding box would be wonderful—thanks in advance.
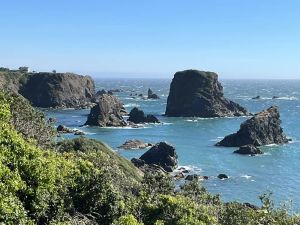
[19,72,95,108]
[85,94,127,127]
[165,70,249,117]
[217,106,289,147]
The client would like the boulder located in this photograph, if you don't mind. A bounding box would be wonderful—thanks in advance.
[84,94,127,127]
[148,88,160,99]
[118,140,153,150]
[128,107,160,124]
[217,106,289,147]
[19,72,95,108]
[165,70,249,117]
[234,145,263,155]
[138,142,178,172]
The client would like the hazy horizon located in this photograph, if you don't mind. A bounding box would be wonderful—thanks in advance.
[1,1,300,79]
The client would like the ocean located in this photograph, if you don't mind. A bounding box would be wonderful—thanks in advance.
[45,78,300,211]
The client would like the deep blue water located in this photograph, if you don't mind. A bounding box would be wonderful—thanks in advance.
[45,78,300,211]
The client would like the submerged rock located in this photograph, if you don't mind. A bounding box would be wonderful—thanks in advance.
[148,88,160,99]
[118,140,153,150]
[84,94,127,127]
[233,145,263,155]
[132,142,178,172]
[217,106,289,147]
[165,70,249,117]
[19,72,95,108]
[128,107,160,124]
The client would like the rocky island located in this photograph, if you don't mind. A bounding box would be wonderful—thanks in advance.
[217,106,289,147]
[165,69,249,117]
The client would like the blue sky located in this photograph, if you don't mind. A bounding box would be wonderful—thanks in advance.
[1,0,300,79]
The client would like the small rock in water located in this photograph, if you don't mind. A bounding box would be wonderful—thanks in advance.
[252,96,261,100]
[128,107,160,124]
[233,145,263,155]
[218,174,229,179]
[174,172,185,180]
[148,88,160,99]
[57,125,74,133]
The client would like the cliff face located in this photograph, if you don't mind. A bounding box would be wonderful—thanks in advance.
[0,70,95,108]
[165,70,249,117]
[217,106,289,147]
[19,72,95,108]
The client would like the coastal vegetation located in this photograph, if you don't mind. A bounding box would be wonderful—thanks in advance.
[1,89,300,224]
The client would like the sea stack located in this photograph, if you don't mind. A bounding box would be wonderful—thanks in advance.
[84,94,127,127]
[165,70,249,117]
[217,106,289,147]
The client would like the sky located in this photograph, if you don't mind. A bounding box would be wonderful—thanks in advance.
[0,0,300,79]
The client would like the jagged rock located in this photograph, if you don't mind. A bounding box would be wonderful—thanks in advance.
[234,145,263,155]
[107,90,114,95]
[131,158,167,174]
[128,107,160,124]
[252,96,261,100]
[218,174,228,179]
[138,142,178,172]
[19,72,95,108]
[84,94,127,127]
[185,174,199,181]
[165,70,249,117]
[57,125,74,133]
[148,88,160,99]
[217,106,289,147]
[118,140,153,150]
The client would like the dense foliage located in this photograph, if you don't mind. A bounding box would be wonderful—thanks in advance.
[0,92,299,224]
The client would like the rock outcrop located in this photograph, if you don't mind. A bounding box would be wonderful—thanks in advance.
[233,145,263,155]
[131,142,178,172]
[118,140,153,150]
[217,106,289,147]
[128,107,160,124]
[84,94,127,127]
[148,88,159,99]
[165,70,249,117]
[18,72,95,108]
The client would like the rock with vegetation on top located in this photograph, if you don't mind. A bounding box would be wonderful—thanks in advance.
[216,106,289,147]
[85,94,127,127]
[118,140,153,150]
[165,69,249,117]
[148,88,160,99]
[128,107,160,124]
[19,72,95,108]
[233,145,263,155]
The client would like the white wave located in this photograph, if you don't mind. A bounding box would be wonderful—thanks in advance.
[124,103,140,108]
[241,175,252,179]
[265,143,279,147]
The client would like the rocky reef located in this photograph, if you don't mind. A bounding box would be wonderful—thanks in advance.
[165,70,249,117]
[131,142,178,172]
[128,107,160,123]
[217,106,289,147]
[118,140,153,150]
[85,94,127,127]
[148,88,160,99]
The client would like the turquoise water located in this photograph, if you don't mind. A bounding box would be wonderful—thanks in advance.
[45,78,300,211]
